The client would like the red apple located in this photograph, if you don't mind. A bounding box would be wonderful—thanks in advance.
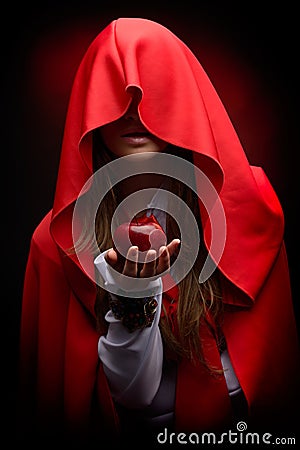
[112,213,167,264]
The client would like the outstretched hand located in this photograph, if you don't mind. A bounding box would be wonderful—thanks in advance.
[105,239,180,278]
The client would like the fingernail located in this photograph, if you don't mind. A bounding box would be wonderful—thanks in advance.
[147,249,157,261]
[130,246,139,257]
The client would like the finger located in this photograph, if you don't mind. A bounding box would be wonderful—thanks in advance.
[166,239,181,258]
[105,248,125,273]
[123,246,139,277]
[105,248,118,266]
[156,246,170,275]
[139,250,157,278]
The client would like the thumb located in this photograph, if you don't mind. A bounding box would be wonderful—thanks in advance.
[105,248,118,267]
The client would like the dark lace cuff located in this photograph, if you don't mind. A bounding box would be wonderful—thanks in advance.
[109,294,158,333]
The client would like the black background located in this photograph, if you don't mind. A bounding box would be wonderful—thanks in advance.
[6,0,299,440]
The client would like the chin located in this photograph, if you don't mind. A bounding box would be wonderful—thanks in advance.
[121,148,162,160]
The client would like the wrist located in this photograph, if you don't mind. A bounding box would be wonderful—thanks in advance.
[94,250,163,297]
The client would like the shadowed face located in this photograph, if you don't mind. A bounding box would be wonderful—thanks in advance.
[99,96,168,158]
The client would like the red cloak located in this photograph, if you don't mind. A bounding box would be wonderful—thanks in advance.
[18,18,299,444]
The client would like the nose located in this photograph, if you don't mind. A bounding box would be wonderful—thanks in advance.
[124,98,140,121]
[124,109,139,121]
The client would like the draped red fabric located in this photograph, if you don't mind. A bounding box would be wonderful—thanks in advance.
[18,17,299,443]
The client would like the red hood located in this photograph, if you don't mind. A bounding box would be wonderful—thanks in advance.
[50,18,284,311]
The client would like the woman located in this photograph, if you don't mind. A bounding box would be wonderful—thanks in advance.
[18,17,299,447]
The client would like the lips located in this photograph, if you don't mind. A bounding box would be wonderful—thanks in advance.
[121,129,152,145]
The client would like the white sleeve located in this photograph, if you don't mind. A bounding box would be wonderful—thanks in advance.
[94,251,164,409]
